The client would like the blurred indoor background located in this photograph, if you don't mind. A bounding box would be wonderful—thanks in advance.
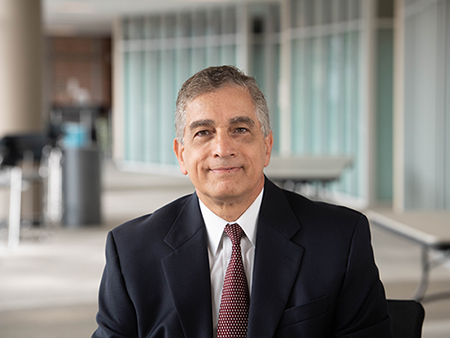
[0,0,449,337]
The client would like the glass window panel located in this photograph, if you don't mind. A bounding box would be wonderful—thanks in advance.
[206,9,221,66]
[207,46,221,66]
[321,0,332,25]
[291,39,305,153]
[344,30,360,196]
[252,43,265,87]
[159,48,176,165]
[162,14,176,39]
[175,47,191,91]
[272,42,281,153]
[338,0,349,22]
[220,45,236,66]
[176,13,191,38]
[304,0,315,26]
[403,15,417,208]
[175,13,192,89]
[122,19,131,40]
[143,16,160,40]
[291,0,297,27]
[327,33,345,155]
[222,7,237,34]
[288,0,366,198]
[129,18,144,40]
[376,29,394,202]
[271,4,281,33]
[348,0,361,21]
[123,19,139,40]
[124,50,143,162]
[321,35,331,153]
[402,2,449,209]
[311,36,322,153]
[191,46,207,74]
[192,11,207,37]
[142,50,160,163]
[207,8,221,36]
[291,37,314,154]
[191,11,207,72]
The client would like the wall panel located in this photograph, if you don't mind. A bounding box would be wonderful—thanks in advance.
[400,0,450,209]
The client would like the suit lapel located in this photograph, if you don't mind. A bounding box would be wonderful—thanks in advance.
[247,179,305,338]
[161,193,213,338]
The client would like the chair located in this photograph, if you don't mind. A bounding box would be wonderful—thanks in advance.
[387,299,425,338]
[0,133,60,246]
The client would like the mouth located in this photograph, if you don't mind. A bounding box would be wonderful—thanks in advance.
[209,166,242,174]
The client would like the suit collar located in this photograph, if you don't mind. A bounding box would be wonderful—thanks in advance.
[260,177,303,238]
[163,192,204,250]
[162,193,213,338]
[247,178,305,338]
[161,181,306,338]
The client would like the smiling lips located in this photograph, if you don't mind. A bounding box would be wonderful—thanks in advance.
[210,166,242,174]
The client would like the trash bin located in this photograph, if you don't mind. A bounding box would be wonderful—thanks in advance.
[62,145,101,227]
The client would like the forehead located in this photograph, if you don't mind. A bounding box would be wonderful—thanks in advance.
[185,86,256,122]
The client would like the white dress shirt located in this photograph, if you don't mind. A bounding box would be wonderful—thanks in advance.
[199,189,263,336]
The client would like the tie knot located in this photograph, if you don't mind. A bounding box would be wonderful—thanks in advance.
[224,223,244,246]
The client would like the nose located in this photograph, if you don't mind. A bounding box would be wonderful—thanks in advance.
[213,131,236,158]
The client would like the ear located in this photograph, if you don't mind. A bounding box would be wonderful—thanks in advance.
[173,138,188,175]
[263,131,273,168]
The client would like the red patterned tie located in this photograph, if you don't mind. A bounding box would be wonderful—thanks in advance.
[217,223,250,338]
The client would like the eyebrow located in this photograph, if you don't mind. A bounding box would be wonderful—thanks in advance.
[188,116,256,131]
[189,119,215,131]
[229,116,256,127]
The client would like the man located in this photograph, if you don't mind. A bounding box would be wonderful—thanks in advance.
[93,66,393,337]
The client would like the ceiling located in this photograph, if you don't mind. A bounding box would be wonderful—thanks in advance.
[43,0,268,36]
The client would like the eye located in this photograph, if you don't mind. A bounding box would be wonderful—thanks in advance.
[234,127,249,134]
[194,130,211,137]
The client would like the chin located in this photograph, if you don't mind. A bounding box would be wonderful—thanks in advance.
[208,185,243,201]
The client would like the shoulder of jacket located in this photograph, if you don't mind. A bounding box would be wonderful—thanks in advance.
[111,193,194,235]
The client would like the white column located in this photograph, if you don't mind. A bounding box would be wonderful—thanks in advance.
[0,0,44,137]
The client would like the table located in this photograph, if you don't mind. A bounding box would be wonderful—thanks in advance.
[264,156,353,191]
[367,210,450,302]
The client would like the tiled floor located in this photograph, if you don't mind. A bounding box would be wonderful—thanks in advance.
[1,162,449,337]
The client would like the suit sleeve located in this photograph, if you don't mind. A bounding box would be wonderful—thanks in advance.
[333,214,393,338]
[92,231,139,338]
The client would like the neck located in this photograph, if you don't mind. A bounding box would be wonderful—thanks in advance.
[196,186,263,223]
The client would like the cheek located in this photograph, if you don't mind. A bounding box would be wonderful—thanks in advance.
[183,150,205,172]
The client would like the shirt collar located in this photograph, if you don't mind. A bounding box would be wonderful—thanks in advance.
[199,189,264,256]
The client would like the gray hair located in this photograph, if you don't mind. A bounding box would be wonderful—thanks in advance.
[175,65,271,144]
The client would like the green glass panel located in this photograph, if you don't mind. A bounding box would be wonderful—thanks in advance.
[376,29,394,203]
[159,49,176,165]
[142,50,160,163]
[124,51,143,162]
[272,43,281,153]
[291,38,305,154]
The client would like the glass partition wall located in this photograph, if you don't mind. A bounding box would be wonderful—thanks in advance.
[395,0,450,210]
[288,0,364,201]
[120,7,242,169]
[113,0,394,208]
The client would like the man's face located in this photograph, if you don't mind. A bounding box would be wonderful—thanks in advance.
[174,85,273,209]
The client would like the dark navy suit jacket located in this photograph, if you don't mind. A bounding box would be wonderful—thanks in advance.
[93,178,393,337]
